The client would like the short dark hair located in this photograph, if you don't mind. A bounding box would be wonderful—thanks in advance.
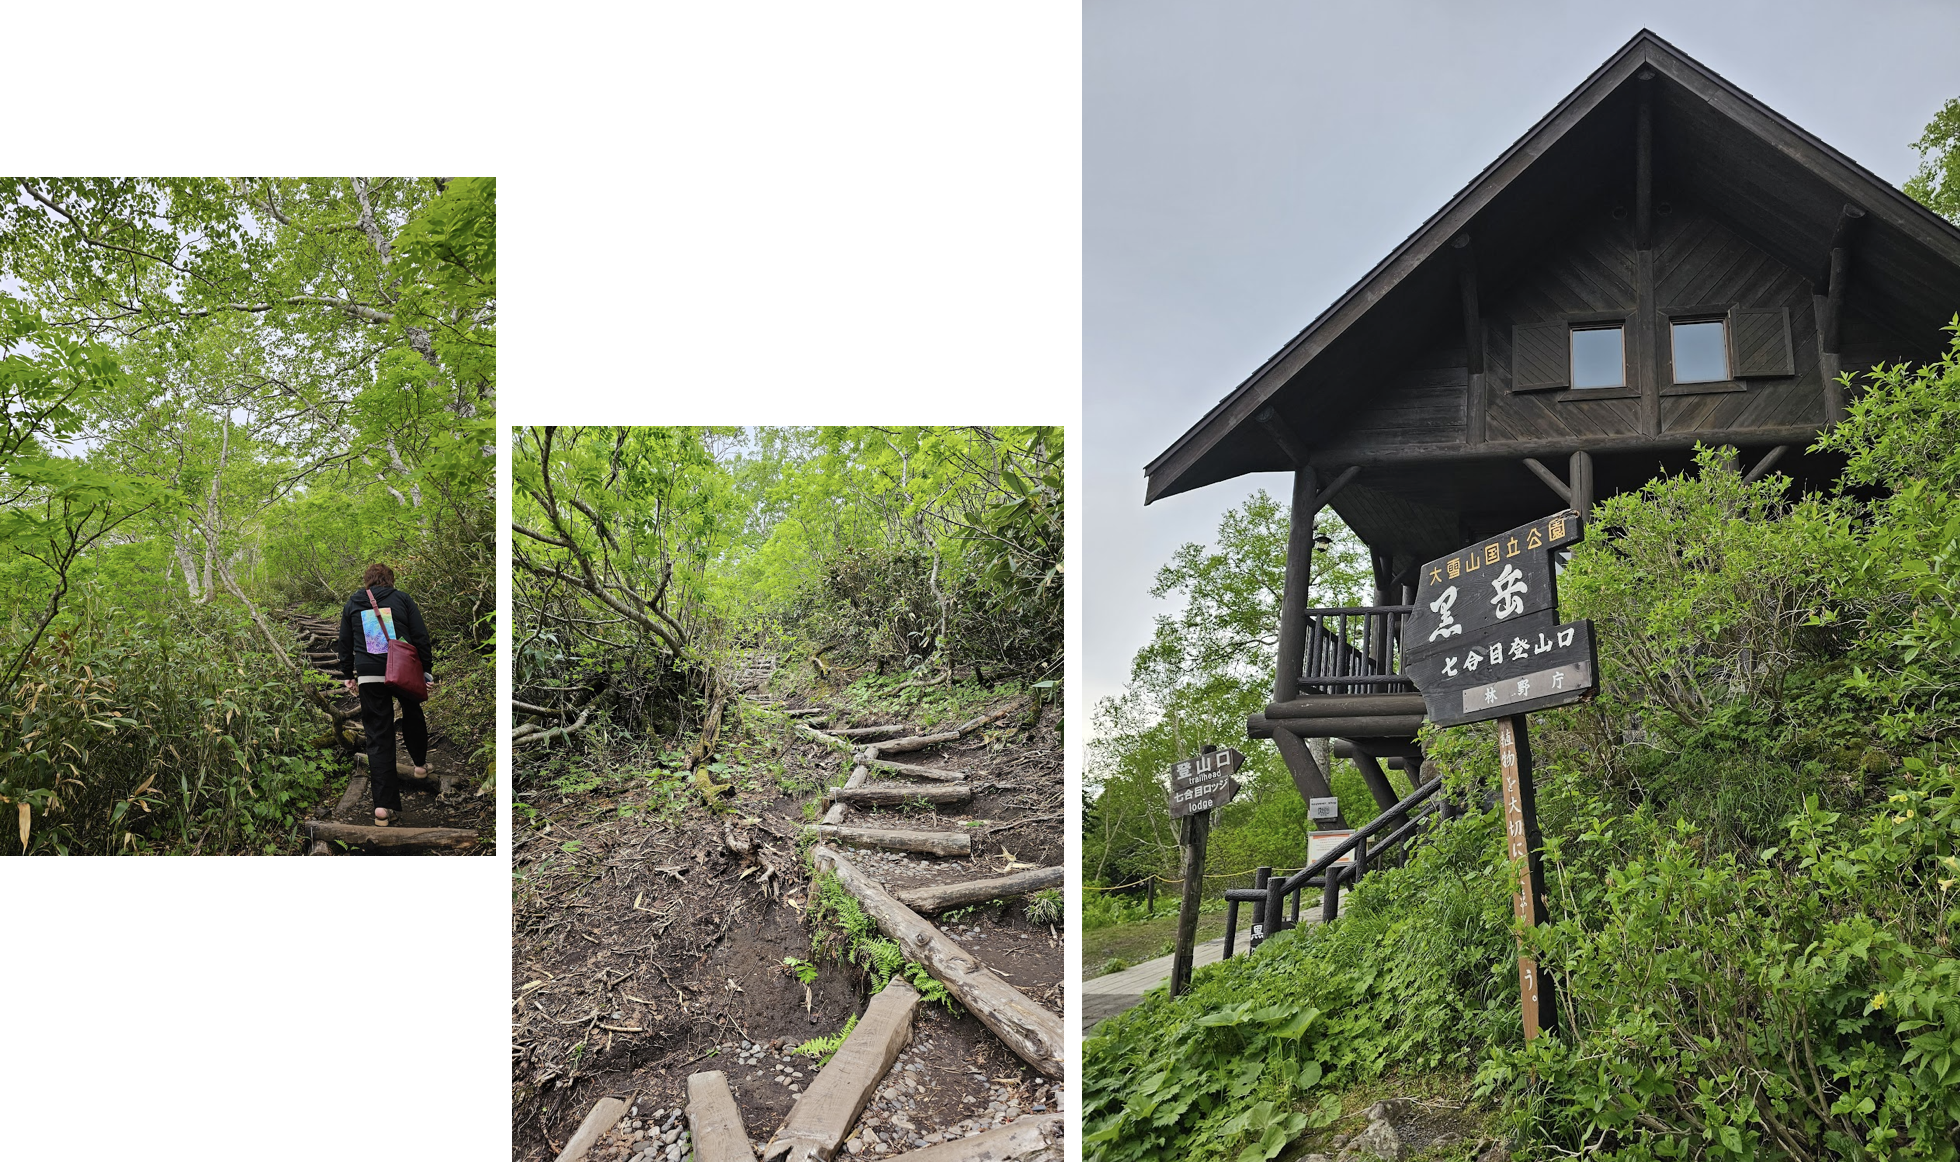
[362,563,396,588]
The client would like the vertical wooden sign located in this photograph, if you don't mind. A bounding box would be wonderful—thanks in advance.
[1496,714,1557,1040]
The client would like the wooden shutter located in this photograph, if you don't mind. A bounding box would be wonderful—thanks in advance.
[1512,321,1570,391]
[1729,307,1794,378]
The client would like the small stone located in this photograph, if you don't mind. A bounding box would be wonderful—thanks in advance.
[845,1140,863,1156]
[1346,1118,1408,1162]
[666,1147,682,1162]
[664,1129,680,1145]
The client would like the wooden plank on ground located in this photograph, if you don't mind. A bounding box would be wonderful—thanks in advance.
[866,731,960,755]
[302,820,482,851]
[687,1070,757,1162]
[554,1095,629,1162]
[794,723,855,753]
[886,1116,1062,1162]
[815,825,971,856]
[831,783,971,808]
[811,846,1063,1078]
[762,978,920,1162]
[895,867,1061,913]
[861,757,969,782]
[829,724,914,740]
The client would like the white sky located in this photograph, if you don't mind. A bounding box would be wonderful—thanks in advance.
[1084,0,1960,711]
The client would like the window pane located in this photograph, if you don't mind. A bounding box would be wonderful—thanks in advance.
[1570,326,1624,388]
[1672,320,1728,383]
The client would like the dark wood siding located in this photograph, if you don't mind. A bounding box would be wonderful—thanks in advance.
[1318,338,1468,455]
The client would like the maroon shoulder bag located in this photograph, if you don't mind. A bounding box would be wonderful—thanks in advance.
[365,588,429,702]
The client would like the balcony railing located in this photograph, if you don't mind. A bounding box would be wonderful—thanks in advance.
[1297,605,1415,695]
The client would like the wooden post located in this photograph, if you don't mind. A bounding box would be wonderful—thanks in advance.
[1145,874,1155,917]
[1273,466,1319,705]
[1170,746,1214,997]
[1496,715,1558,1041]
[1567,450,1594,516]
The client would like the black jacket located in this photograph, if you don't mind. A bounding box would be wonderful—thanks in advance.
[337,586,434,680]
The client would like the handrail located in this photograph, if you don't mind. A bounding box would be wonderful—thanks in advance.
[1278,775,1443,896]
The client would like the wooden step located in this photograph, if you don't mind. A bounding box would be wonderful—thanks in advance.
[687,1070,757,1162]
[861,757,968,783]
[302,820,481,851]
[895,866,1061,913]
[762,978,920,1162]
[829,724,915,740]
[864,730,959,755]
[554,1095,628,1162]
[811,846,1061,1078]
[885,1116,1062,1162]
[815,825,970,856]
[830,783,971,808]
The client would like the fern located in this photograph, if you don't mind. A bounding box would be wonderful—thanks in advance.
[792,1013,858,1066]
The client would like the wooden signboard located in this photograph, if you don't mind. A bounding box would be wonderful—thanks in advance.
[1401,510,1593,1042]
[1167,747,1244,820]
[1402,511,1596,728]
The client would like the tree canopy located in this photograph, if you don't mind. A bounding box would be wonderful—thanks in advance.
[0,176,494,855]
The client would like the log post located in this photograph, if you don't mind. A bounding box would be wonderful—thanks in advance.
[1567,450,1594,516]
[1273,466,1320,706]
[1170,746,1212,998]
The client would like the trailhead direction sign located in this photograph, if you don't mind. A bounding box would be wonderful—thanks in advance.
[1167,747,1244,819]
[1402,510,1597,727]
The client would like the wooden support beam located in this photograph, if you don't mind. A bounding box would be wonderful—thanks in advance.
[829,783,972,808]
[554,1095,629,1162]
[1333,739,1425,760]
[860,757,969,782]
[1521,458,1571,504]
[1452,234,1483,375]
[884,1115,1062,1162]
[810,846,1063,1078]
[1250,713,1428,739]
[1266,694,1428,718]
[1567,450,1595,515]
[1351,750,1401,812]
[1302,423,1827,470]
[1742,445,1789,485]
[1634,72,1653,251]
[1270,725,1336,802]
[814,825,971,856]
[302,820,482,851]
[688,1071,758,1162]
[1255,406,1311,467]
[894,867,1062,913]
[762,978,920,1162]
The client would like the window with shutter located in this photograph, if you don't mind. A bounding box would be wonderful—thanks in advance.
[1512,321,1569,391]
[1729,307,1794,378]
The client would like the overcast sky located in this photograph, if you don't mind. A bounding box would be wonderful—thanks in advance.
[1084,0,1960,712]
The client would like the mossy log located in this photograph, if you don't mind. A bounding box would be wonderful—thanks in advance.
[830,783,972,807]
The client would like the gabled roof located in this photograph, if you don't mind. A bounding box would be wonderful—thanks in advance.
[1144,29,1960,504]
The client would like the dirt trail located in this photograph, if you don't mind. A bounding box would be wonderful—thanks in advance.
[511,657,1064,1161]
[287,609,492,855]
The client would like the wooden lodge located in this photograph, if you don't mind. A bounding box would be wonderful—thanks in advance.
[1145,30,1960,814]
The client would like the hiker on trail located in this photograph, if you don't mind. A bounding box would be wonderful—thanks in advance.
[335,563,435,827]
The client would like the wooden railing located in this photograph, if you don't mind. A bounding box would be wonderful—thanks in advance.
[1219,775,1445,958]
[1297,605,1415,695]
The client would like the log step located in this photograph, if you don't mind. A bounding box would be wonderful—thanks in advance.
[812,846,1061,1078]
[302,820,482,851]
[861,757,969,783]
[816,825,971,856]
[687,1070,757,1162]
[555,1095,629,1162]
[830,783,971,807]
[895,866,1062,913]
[865,730,959,755]
[885,1116,1062,1162]
[829,724,915,740]
[762,978,919,1162]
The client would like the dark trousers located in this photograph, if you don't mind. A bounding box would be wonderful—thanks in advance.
[359,681,428,811]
